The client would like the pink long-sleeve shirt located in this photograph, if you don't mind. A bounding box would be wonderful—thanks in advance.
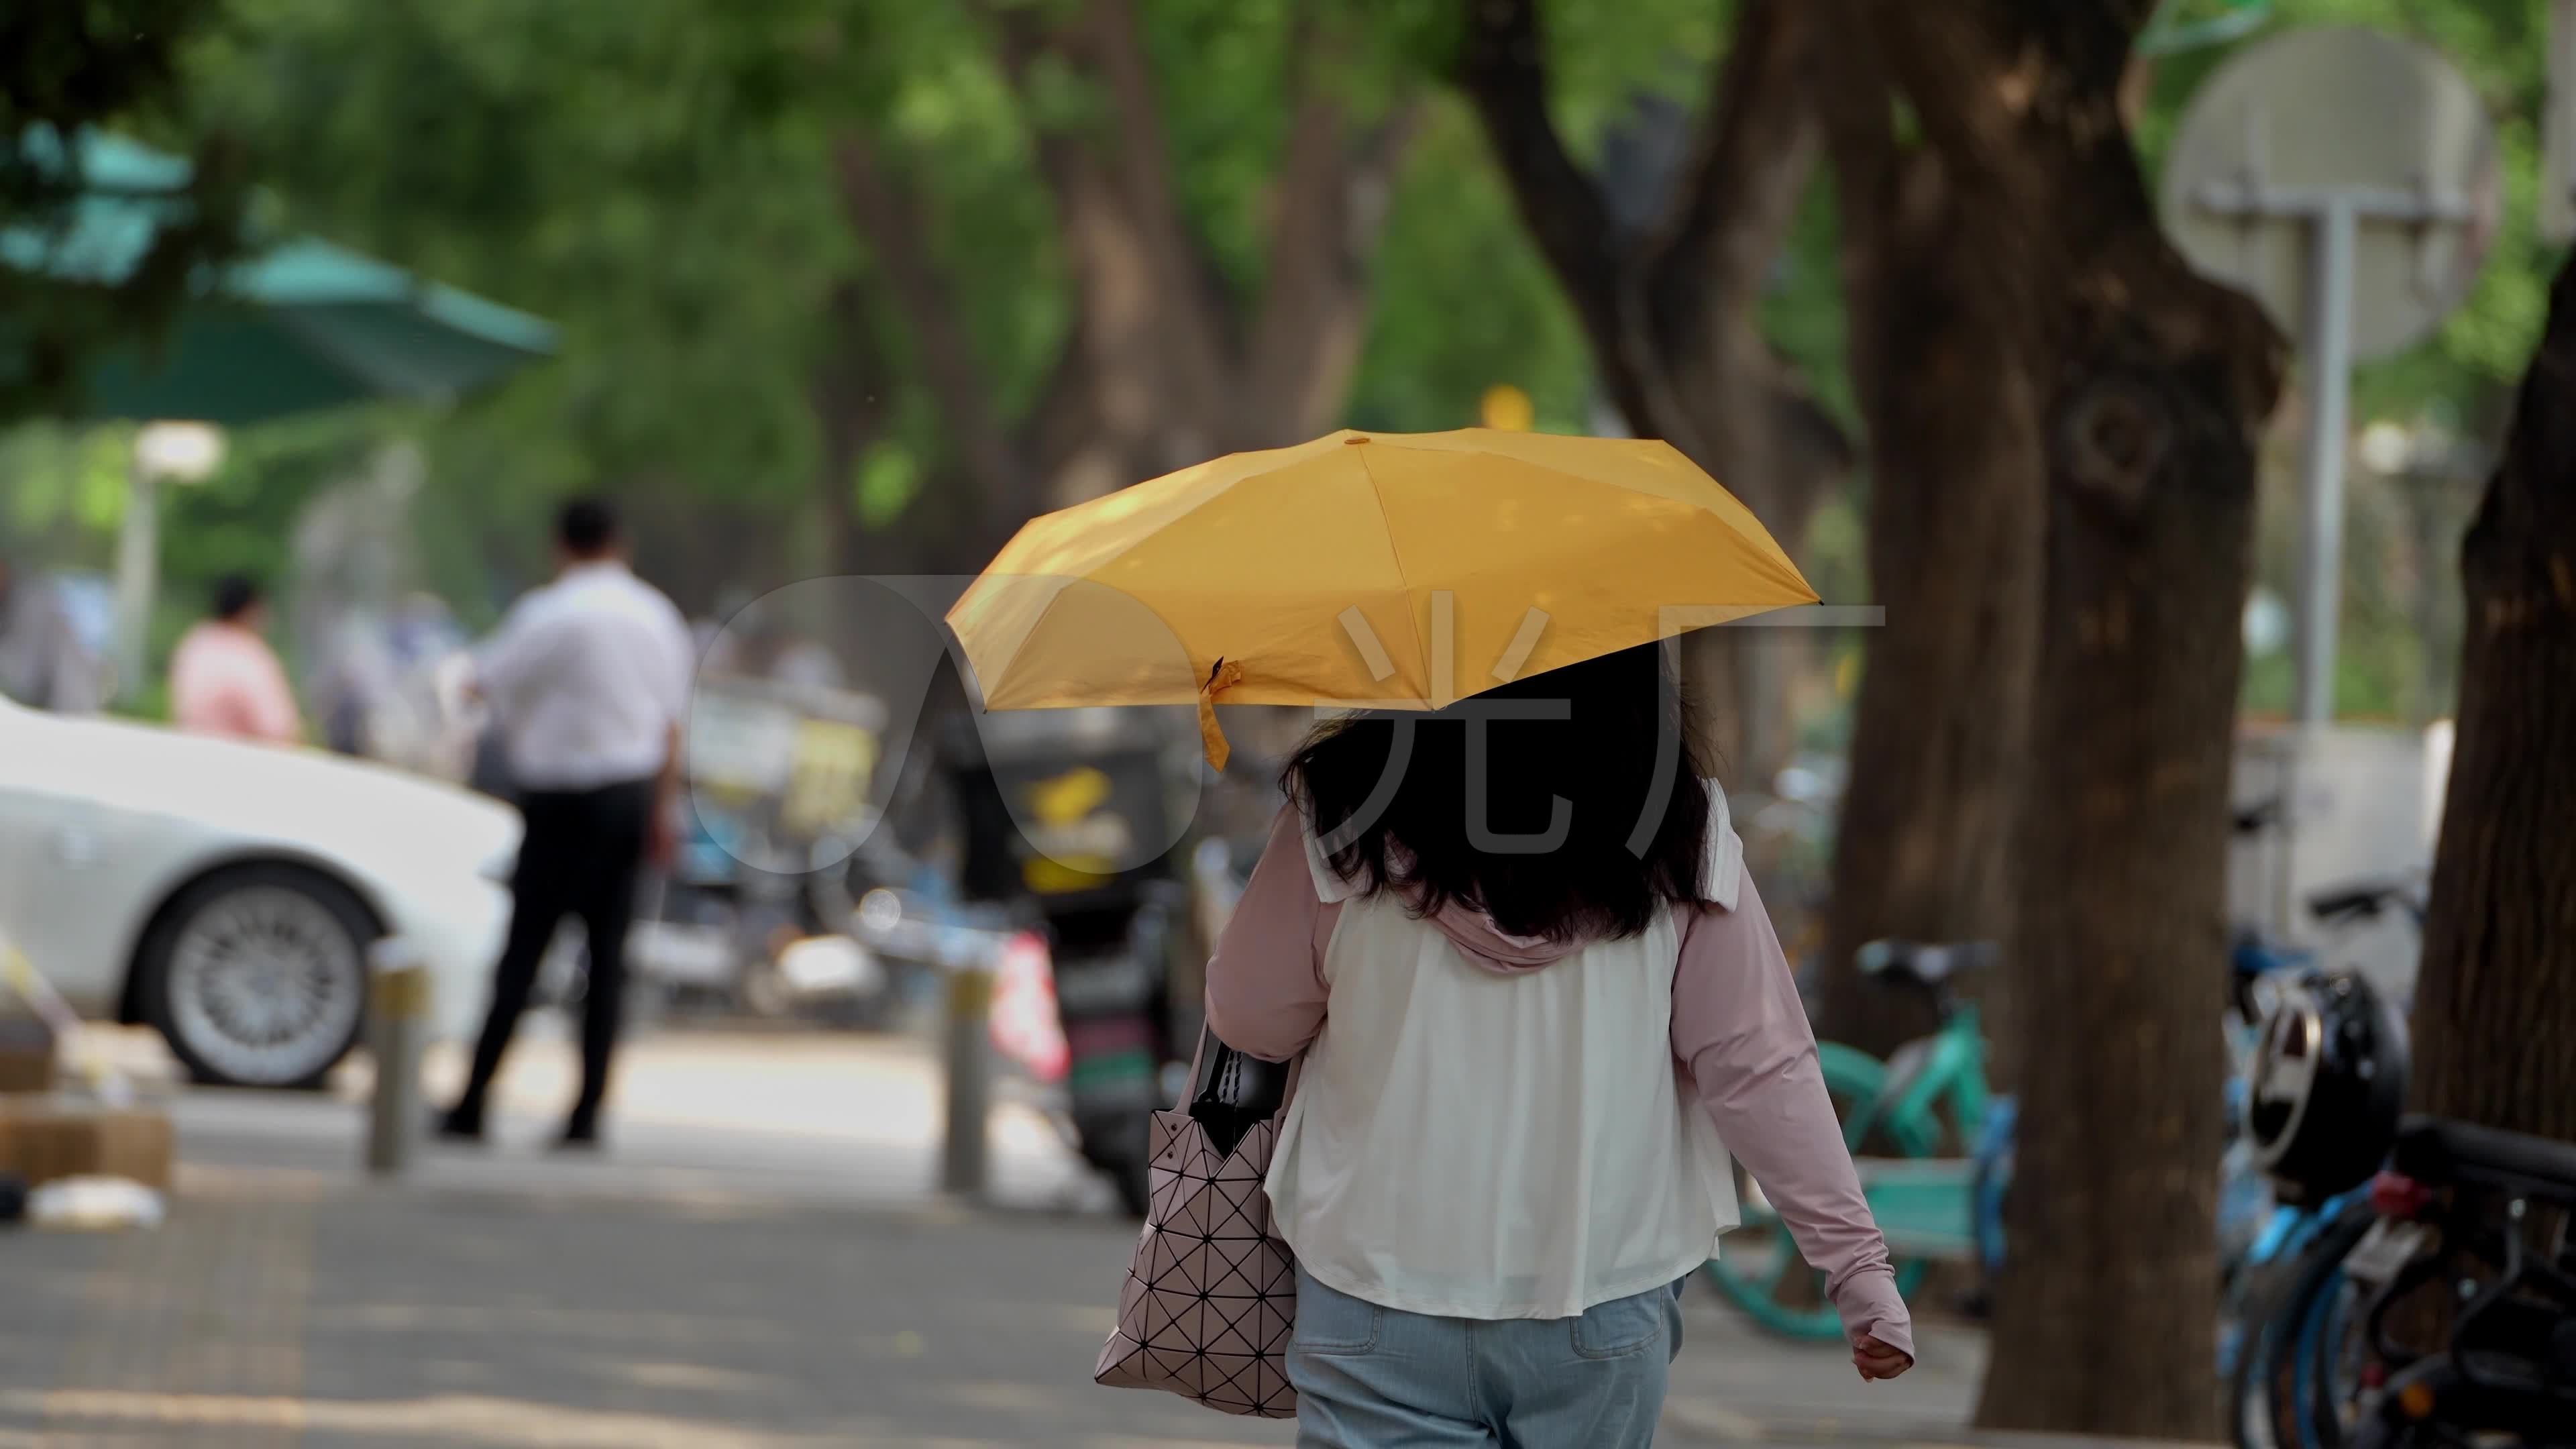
[1204,802,1914,1358]
[169,621,302,745]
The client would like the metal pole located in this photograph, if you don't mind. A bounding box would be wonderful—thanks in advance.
[366,940,430,1177]
[938,960,994,1199]
[2267,742,2297,941]
[2294,198,2359,729]
[2279,199,2360,948]
[112,462,160,703]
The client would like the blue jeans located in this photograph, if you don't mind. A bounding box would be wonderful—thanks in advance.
[1286,1267,1686,1448]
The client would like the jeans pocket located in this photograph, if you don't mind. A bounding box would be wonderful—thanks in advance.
[1568,1289,1666,1361]
[1291,1270,1381,1356]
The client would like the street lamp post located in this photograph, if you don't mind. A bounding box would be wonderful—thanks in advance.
[113,421,226,702]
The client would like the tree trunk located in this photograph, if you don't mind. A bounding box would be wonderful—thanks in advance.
[1810,31,2047,1065]
[1456,0,1854,772]
[809,282,894,578]
[1854,2,2286,1436]
[1984,299,2270,1443]
[835,0,1417,565]
[830,135,1044,532]
[2408,254,2576,1142]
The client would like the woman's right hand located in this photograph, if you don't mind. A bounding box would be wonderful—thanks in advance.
[1852,1334,1913,1382]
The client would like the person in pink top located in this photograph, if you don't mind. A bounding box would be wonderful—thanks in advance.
[168,574,302,745]
[1201,643,1910,1447]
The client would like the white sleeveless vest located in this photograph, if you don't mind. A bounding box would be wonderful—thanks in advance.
[1265,832,1743,1320]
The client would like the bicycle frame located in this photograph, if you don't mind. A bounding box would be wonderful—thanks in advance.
[1844,1001,1986,1157]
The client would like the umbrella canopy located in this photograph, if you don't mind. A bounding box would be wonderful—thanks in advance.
[947,428,1818,767]
[3,130,556,424]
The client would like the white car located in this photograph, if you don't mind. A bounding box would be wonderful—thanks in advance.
[0,695,517,1087]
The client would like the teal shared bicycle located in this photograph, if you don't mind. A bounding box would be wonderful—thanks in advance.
[1703,876,2381,1347]
[1699,941,1993,1338]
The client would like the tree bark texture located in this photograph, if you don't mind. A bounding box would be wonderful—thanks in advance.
[1808,11,2047,1068]
[1850,1,2285,1436]
[1456,0,1853,791]
[2408,254,2576,1144]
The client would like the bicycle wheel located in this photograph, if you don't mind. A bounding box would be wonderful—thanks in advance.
[1699,1041,1940,1339]
[2235,1197,2376,1449]
[2226,1214,2310,1449]
[2215,1201,2318,1433]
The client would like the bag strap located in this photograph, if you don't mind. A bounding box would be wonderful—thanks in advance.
[1175,1021,1307,1114]
[1174,1022,1217,1110]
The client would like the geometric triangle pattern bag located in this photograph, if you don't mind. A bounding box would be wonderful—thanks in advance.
[1094,1026,1303,1417]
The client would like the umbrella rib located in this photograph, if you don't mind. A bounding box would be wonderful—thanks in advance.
[1343,445,1434,698]
[1345,445,1415,597]
[971,474,1263,694]
[1077,480,1248,582]
[1046,445,1397,605]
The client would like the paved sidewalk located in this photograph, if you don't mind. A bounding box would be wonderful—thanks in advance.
[5,1167,1994,1448]
[0,1026,2187,1447]
[4,1173,1285,1448]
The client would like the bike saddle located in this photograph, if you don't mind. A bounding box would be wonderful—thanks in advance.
[2306,877,2413,926]
[2393,1115,2576,1203]
[1856,939,1999,985]
[2232,798,2285,836]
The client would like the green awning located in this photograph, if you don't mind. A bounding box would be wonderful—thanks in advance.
[5,129,557,425]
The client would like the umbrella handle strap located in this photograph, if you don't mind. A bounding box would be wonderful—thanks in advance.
[1197,657,1243,771]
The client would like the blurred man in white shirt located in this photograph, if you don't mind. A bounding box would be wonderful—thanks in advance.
[439,498,694,1147]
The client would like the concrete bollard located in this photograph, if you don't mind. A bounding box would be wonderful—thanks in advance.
[367,939,431,1177]
[939,959,996,1200]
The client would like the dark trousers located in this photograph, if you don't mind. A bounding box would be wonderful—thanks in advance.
[453,777,655,1131]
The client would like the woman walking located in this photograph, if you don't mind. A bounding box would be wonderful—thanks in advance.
[1204,643,1912,1447]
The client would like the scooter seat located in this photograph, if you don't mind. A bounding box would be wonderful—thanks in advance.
[2394,1115,2576,1203]
[1856,939,1999,986]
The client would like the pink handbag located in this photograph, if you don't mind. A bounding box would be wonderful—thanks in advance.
[1093,1030,1303,1417]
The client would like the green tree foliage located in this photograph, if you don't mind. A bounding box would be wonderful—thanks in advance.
[20,0,2555,694]
[166,0,1611,610]
[1,0,249,423]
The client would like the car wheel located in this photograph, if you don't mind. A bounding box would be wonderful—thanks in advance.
[137,864,375,1089]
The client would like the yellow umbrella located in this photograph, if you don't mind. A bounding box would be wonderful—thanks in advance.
[946,428,1818,768]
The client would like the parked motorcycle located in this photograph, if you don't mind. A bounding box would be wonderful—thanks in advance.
[529,674,899,1026]
[2343,1118,2576,1447]
[935,704,1197,1217]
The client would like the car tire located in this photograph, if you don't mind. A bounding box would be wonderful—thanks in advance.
[136,864,376,1089]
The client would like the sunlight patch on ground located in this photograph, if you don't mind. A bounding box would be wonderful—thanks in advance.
[590,1359,784,1393]
[0,1390,931,1449]
[302,1301,790,1346]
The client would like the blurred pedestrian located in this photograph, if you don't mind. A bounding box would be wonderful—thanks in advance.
[307,606,400,757]
[169,574,302,744]
[1203,644,1912,1446]
[439,498,692,1148]
[348,594,474,777]
[0,555,104,714]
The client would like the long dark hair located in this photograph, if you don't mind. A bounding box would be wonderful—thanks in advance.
[1282,643,1714,941]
